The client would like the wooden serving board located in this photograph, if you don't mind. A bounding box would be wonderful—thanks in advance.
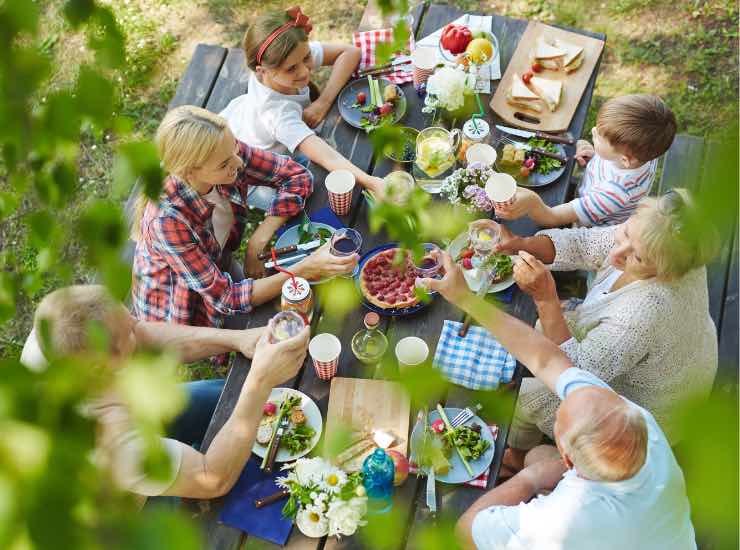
[325,377,411,472]
[490,21,605,132]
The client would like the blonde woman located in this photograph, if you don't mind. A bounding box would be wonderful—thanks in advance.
[491,189,719,475]
[131,106,357,342]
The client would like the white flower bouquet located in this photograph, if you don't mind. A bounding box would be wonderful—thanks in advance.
[423,65,476,113]
[277,457,368,539]
[440,162,496,213]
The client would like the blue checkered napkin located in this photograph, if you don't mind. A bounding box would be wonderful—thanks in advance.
[433,320,516,390]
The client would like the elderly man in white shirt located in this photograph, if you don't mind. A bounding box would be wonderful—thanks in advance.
[419,252,697,550]
[22,284,308,499]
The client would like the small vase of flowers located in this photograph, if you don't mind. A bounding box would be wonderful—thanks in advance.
[439,162,496,213]
[277,457,368,539]
[422,65,477,126]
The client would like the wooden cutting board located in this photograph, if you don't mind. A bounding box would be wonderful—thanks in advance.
[490,21,605,132]
[325,377,411,472]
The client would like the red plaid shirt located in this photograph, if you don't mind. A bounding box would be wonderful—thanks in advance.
[131,141,312,328]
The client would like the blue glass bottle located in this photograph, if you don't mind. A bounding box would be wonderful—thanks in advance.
[362,448,395,514]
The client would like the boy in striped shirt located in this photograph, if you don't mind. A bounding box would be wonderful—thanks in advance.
[496,94,676,227]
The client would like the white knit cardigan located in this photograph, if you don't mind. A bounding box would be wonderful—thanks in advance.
[516,225,718,444]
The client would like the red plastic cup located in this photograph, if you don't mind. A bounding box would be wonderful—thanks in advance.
[309,333,341,380]
[325,170,356,216]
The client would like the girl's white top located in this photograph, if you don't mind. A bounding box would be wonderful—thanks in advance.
[220,42,324,156]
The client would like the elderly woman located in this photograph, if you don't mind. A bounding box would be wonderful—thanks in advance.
[493,189,719,474]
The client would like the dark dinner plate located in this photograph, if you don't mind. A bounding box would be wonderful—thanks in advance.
[338,77,407,131]
[494,141,568,188]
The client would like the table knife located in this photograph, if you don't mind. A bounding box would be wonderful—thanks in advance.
[257,239,322,261]
[263,416,289,474]
[264,253,308,270]
[255,489,290,509]
[495,124,575,145]
[502,141,568,163]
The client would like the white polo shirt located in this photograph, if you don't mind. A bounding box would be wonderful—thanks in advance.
[472,368,697,550]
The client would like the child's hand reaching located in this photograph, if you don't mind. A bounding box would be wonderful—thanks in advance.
[575,139,595,167]
[495,187,543,221]
[303,98,332,128]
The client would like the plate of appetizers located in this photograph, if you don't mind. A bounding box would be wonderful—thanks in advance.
[447,232,515,294]
[253,388,322,463]
[495,139,566,187]
[338,76,407,132]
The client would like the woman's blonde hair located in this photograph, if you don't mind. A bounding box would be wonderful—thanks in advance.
[131,105,228,240]
[632,188,719,281]
[243,11,309,71]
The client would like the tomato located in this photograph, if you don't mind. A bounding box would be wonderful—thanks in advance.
[522,71,534,84]
[379,102,393,116]
[431,419,446,434]
[520,166,531,177]
[460,248,475,259]
[531,62,543,73]
[462,257,474,270]
[356,92,367,104]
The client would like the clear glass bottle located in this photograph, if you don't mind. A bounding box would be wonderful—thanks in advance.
[351,312,388,365]
[362,448,395,514]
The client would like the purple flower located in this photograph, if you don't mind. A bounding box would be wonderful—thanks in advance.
[463,184,480,200]
[472,188,494,211]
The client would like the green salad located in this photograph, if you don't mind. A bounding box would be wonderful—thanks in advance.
[526,137,563,175]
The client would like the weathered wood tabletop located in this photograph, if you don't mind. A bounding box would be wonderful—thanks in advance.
[168,4,607,548]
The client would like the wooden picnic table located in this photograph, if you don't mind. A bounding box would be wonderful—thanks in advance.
[168,4,606,548]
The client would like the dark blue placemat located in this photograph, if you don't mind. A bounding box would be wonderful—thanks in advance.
[276,207,345,237]
[494,284,515,303]
[218,456,293,545]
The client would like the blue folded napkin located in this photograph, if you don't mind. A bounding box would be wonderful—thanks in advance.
[276,207,345,237]
[493,284,515,303]
[218,457,293,545]
[433,320,516,390]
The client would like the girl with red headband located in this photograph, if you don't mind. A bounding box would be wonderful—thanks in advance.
[220,7,385,198]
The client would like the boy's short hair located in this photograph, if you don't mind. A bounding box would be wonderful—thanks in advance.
[34,285,121,357]
[596,94,677,163]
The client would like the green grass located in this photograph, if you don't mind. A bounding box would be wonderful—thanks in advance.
[1,0,737,375]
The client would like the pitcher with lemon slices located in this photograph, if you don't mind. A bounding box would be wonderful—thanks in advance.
[413,126,461,193]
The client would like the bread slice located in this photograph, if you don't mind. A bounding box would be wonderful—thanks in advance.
[506,73,543,113]
[533,36,565,70]
[554,38,584,73]
[528,76,563,112]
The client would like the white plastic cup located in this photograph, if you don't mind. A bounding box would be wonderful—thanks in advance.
[325,170,356,216]
[411,47,437,89]
[309,333,342,380]
[465,143,498,167]
[395,336,429,372]
[485,172,517,206]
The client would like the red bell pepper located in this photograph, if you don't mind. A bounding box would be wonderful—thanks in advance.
[440,24,473,55]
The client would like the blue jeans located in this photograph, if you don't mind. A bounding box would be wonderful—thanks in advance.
[167,378,226,450]
[246,152,312,211]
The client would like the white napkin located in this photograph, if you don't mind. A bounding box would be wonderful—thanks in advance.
[415,14,501,94]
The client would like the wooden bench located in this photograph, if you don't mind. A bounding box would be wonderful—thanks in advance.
[653,135,738,395]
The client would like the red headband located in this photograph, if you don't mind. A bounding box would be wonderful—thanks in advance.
[256,7,313,65]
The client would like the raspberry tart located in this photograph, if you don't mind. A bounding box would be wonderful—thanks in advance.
[359,248,420,310]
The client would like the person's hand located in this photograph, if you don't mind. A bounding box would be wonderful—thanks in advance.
[492,223,522,256]
[574,139,595,167]
[417,250,472,307]
[520,458,567,494]
[303,98,331,128]
[294,242,359,280]
[513,251,558,304]
[247,326,310,389]
[494,187,542,221]
[364,176,386,200]
[237,326,266,359]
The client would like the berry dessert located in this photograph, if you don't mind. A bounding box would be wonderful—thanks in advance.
[360,248,420,310]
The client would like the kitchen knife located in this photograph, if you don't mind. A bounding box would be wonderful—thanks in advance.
[257,239,322,261]
[264,253,308,270]
[255,489,290,509]
[495,124,575,146]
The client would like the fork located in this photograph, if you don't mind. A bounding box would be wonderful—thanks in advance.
[449,404,483,428]
[497,135,568,163]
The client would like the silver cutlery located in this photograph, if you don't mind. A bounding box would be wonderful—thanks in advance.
[495,124,575,145]
[498,135,568,163]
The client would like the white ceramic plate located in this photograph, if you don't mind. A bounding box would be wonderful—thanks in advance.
[446,232,515,294]
[409,407,495,484]
[273,222,338,285]
[252,387,323,463]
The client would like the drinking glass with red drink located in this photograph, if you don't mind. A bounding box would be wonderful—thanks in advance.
[414,243,442,278]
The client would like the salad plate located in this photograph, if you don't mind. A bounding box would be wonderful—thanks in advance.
[446,232,515,294]
[252,387,323,463]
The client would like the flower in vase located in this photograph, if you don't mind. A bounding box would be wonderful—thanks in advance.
[319,467,348,494]
[472,188,494,211]
[326,498,368,537]
[293,457,327,485]
[425,66,474,112]
[296,507,329,538]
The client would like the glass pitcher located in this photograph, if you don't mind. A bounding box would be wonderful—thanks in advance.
[413,126,461,194]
